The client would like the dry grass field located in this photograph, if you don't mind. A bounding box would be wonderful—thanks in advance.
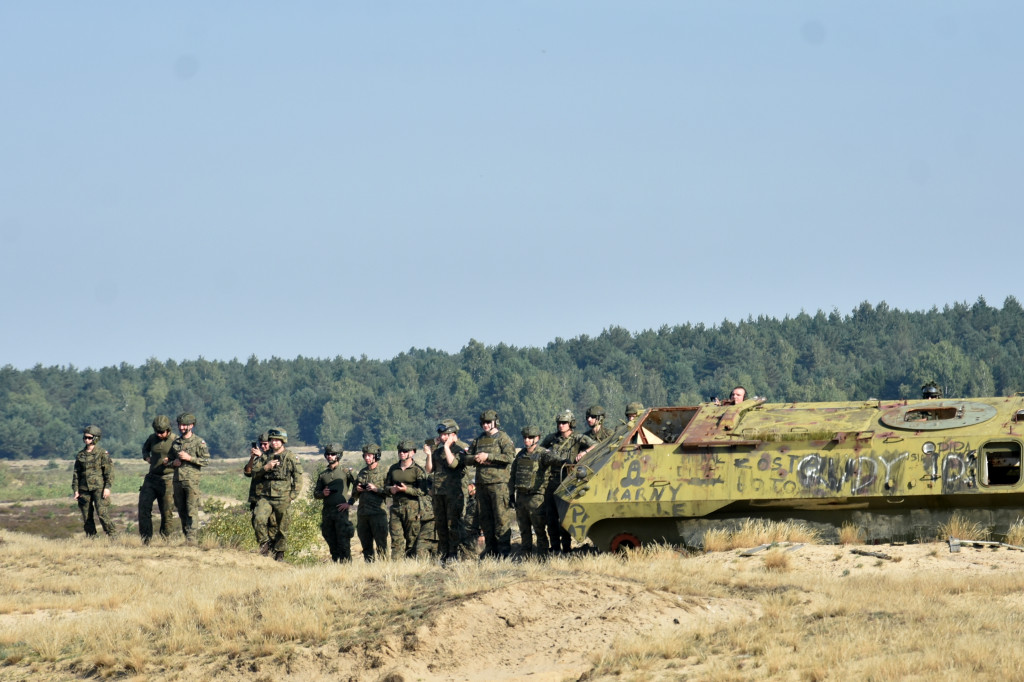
[3,527,1024,681]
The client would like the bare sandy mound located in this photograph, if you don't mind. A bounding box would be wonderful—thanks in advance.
[344,575,757,682]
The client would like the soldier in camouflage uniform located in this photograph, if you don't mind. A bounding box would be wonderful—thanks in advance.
[138,415,176,543]
[72,425,117,537]
[461,481,481,559]
[417,473,438,559]
[252,427,302,561]
[465,410,516,558]
[584,405,614,444]
[354,443,389,562]
[509,425,563,557]
[314,443,356,563]
[169,412,209,541]
[424,418,468,563]
[244,432,278,540]
[541,410,597,553]
[385,439,426,560]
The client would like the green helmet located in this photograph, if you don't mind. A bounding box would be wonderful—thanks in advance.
[521,424,541,438]
[176,412,196,426]
[479,409,499,427]
[324,443,343,456]
[436,418,459,435]
[152,415,171,432]
[258,432,270,444]
[625,402,644,418]
[555,410,576,429]
[267,427,288,443]
[83,425,102,441]
[362,443,382,461]
[922,382,942,399]
[586,405,605,421]
[397,439,418,453]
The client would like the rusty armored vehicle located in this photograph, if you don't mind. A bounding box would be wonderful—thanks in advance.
[555,396,1024,551]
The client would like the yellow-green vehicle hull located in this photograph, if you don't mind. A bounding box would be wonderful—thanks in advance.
[555,397,1024,551]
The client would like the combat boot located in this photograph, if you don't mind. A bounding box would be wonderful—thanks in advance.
[274,551,285,562]
[258,541,272,556]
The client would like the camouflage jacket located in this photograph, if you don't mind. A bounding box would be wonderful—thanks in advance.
[584,425,614,444]
[253,448,301,500]
[170,433,210,483]
[314,464,356,516]
[142,433,176,479]
[429,439,468,496]
[354,464,388,517]
[385,461,426,507]
[465,430,516,485]
[540,431,596,490]
[72,446,114,492]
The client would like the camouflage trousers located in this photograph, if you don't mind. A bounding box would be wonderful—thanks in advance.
[477,482,512,557]
[357,513,389,562]
[515,491,548,553]
[77,489,117,537]
[432,491,464,558]
[173,478,201,540]
[321,510,354,563]
[417,513,437,558]
[544,491,571,553]
[389,502,421,560]
[138,474,175,541]
[251,500,279,540]
[254,497,292,553]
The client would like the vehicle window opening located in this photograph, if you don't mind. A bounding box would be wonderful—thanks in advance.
[983,441,1021,486]
[904,407,957,422]
[630,408,697,446]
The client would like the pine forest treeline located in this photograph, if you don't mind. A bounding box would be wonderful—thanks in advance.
[2,297,1022,460]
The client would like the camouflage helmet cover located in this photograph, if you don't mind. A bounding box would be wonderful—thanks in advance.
[362,443,382,461]
[397,439,418,453]
[521,424,542,438]
[586,405,606,420]
[436,418,459,434]
[324,443,343,456]
[176,412,196,425]
[479,409,499,426]
[259,432,270,443]
[267,427,288,443]
[83,425,102,440]
[922,382,942,399]
[152,415,172,432]
[555,409,576,429]
[625,402,644,417]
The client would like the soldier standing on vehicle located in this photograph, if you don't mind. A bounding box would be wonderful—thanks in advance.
[354,443,389,562]
[541,410,596,554]
[424,418,468,563]
[72,425,117,537]
[138,415,176,543]
[510,425,561,557]
[252,427,301,561]
[465,410,516,558]
[385,439,426,560]
[314,443,356,563]
[169,412,209,541]
[584,405,614,444]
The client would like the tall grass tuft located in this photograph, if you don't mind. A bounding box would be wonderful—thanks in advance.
[939,513,990,541]
[838,522,865,545]
[702,519,820,551]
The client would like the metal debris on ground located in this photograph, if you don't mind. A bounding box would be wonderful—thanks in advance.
[851,549,895,561]
[948,537,1024,553]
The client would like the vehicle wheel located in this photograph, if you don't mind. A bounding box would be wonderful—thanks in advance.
[610,532,641,552]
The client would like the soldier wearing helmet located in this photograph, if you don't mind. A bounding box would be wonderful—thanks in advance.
[541,411,597,553]
[138,415,176,543]
[314,443,357,562]
[584,405,613,444]
[509,425,563,557]
[922,382,943,400]
[424,418,469,563]
[465,409,516,558]
[385,439,427,560]
[72,425,117,537]
[252,427,302,561]
[354,443,389,562]
[169,412,210,541]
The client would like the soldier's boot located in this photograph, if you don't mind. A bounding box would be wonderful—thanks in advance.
[259,541,272,556]
[273,551,285,562]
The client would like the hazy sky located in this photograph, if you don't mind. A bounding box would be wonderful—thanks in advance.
[2,3,1021,370]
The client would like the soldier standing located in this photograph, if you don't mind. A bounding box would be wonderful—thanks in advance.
[138,415,176,543]
[584,405,614,444]
[461,481,482,558]
[466,410,516,558]
[244,433,277,539]
[424,419,468,563]
[385,439,426,560]
[252,427,301,561]
[510,425,562,557]
[169,412,209,541]
[72,425,117,537]
[354,443,389,562]
[314,443,356,563]
[541,410,596,554]
[417,475,438,559]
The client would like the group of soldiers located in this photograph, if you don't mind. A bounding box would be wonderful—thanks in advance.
[70,401,649,564]
[304,402,646,564]
[72,412,209,541]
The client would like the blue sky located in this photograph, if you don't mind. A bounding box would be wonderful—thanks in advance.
[2,3,1021,370]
